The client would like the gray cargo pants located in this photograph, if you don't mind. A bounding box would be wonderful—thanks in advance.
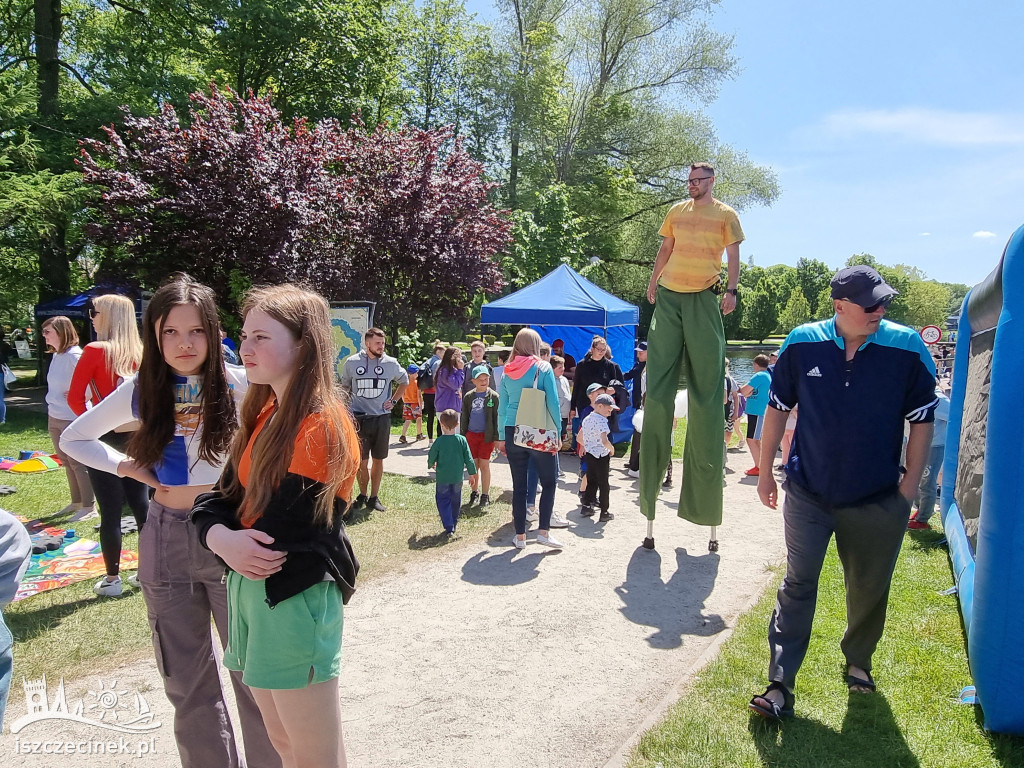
[139,501,281,768]
[767,480,912,691]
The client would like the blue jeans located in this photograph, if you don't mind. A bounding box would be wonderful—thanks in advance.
[0,382,7,423]
[526,457,538,507]
[505,426,557,534]
[0,610,12,730]
[436,483,462,533]
[914,443,945,523]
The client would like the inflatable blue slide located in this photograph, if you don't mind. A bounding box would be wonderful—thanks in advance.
[941,222,1024,733]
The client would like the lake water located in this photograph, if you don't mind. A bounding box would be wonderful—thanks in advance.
[676,346,774,389]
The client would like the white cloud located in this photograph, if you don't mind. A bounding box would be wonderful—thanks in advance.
[973,231,997,239]
[819,108,1024,146]
[919,232,931,236]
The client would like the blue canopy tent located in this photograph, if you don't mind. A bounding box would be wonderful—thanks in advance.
[480,264,640,441]
[35,286,143,325]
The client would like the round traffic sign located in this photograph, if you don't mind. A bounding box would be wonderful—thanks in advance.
[920,325,942,344]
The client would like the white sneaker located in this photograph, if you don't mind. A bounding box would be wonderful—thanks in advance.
[93,576,123,597]
[127,573,141,589]
[513,536,527,550]
[536,533,564,549]
[526,507,539,523]
[71,506,99,522]
[549,514,570,528]
[627,469,639,478]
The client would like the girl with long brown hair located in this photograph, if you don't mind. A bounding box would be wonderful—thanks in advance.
[66,293,149,594]
[192,284,360,768]
[62,276,279,768]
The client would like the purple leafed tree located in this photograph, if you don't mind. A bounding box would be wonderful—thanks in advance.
[79,87,508,327]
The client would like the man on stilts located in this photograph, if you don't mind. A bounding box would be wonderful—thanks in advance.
[640,162,743,550]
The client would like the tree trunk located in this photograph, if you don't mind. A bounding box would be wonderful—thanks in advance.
[34,0,60,119]
[34,0,71,306]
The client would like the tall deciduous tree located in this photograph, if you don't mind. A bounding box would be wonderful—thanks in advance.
[80,88,509,328]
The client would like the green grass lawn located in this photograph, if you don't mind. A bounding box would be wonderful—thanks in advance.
[2,408,515,681]
[627,521,1024,768]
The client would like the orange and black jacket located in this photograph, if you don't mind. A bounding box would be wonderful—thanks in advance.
[191,400,360,607]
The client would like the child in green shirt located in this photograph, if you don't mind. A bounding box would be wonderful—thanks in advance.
[428,409,477,537]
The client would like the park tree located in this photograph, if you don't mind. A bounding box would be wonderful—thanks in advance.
[79,87,509,329]
[743,284,778,343]
[778,289,811,333]
[795,257,832,308]
[903,280,951,329]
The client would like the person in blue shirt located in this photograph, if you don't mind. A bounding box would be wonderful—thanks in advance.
[739,354,771,476]
[749,265,937,722]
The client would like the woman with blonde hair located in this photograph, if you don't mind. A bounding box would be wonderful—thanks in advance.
[192,284,360,768]
[497,328,564,549]
[41,316,94,517]
[67,293,149,596]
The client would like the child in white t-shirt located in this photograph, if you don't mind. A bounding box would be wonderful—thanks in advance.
[579,394,617,522]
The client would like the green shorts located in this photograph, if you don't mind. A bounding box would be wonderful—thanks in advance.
[223,571,344,690]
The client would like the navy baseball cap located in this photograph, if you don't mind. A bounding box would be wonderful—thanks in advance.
[594,393,619,410]
[635,341,648,352]
[829,265,898,308]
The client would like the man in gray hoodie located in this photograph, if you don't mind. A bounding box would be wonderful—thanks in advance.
[1,508,31,729]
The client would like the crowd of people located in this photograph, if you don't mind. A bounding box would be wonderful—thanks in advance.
[0,160,956,750]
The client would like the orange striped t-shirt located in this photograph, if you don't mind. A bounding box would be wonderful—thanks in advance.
[657,199,745,293]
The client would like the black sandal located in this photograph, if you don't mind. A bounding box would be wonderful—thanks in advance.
[846,667,876,693]
[749,681,794,721]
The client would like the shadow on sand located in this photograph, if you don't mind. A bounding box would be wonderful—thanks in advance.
[615,546,726,649]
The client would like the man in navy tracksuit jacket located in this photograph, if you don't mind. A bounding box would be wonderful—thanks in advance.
[749,266,938,721]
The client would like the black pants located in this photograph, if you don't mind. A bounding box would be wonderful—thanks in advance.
[423,392,437,439]
[90,433,150,575]
[583,453,611,512]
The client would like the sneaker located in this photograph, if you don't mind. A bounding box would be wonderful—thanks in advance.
[536,533,564,549]
[469,491,480,506]
[663,477,673,488]
[549,513,569,528]
[93,576,123,597]
[557,471,566,479]
[398,435,408,444]
[745,467,760,477]
[513,536,526,550]
[71,506,99,522]
[627,469,639,478]
[352,494,368,510]
[367,496,386,513]
[907,519,931,530]
[479,494,490,507]
[526,506,538,523]
[580,505,595,517]
[416,433,425,441]
[127,573,141,589]
[599,510,614,522]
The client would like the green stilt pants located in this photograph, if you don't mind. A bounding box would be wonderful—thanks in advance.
[640,285,725,526]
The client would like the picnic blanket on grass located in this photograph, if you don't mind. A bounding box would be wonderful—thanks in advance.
[12,514,139,602]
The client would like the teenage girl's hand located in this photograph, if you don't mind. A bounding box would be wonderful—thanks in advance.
[496,440,506,455]
[117,459,166,492]
[206,524,287,580]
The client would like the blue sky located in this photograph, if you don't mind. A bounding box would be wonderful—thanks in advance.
[465,0,1024,286]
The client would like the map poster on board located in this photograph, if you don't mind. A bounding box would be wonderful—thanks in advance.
[330,302,376,381]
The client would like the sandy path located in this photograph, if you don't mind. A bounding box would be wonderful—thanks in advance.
[1,444,786,767]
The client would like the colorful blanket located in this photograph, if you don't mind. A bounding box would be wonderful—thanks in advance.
[14,516,139,602]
